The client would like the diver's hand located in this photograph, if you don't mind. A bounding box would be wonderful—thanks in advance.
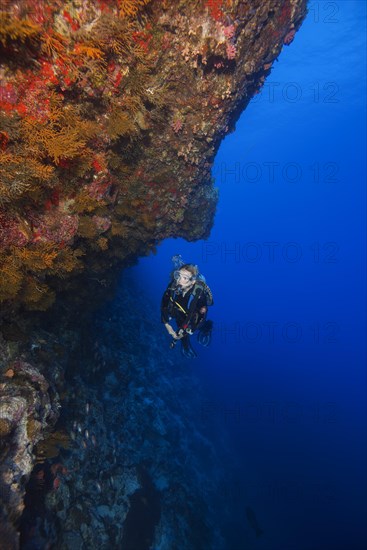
[165,323,177,338]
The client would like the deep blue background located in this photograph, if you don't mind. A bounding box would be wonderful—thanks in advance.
[128,2,366,548]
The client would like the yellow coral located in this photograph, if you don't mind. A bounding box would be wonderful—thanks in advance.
[118,0,152,18]
[45,128,86,164]
[127,64,151,97]
[12,246,59,271]
[97,237,108,250]
[0,151,55,204]
[22,118,85,164]
[28,159,55,181]
[20,277,55,311]
[51,247,85,275]
[106,110,135,140]
[72,43,104,60]
[21,99,98,164]
[90,14,134,57]
[73,193,104,214]
[35,429,71,460]
[139,211,156,230]
[26,418,41,440]
[77,216,99,239]
[123,95,144,116]
[0,258,23,301]
[0,12,41,46]
[110,221,131,238]
[0,418,12,437]
[41,30,67,58]
[0,153,30,204]
[112,246,129,260]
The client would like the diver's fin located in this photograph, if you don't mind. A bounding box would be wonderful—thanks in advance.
[197,331,211,347]
[197,320,213,347]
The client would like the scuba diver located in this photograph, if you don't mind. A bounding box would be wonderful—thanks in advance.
[161,255,214,358]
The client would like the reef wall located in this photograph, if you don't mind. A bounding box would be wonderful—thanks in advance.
[0,0,306,313]
[0,0,307,546]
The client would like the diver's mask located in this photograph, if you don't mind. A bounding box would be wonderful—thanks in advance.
[173,270,194,284]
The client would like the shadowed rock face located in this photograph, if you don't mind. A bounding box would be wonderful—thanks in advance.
[121,467,161,550]
[0,0,307,545]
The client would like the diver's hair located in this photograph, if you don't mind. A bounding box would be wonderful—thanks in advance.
[180,264,198,278]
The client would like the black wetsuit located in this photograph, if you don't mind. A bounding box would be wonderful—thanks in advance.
[161,280,213,357]
[161,280,208,332]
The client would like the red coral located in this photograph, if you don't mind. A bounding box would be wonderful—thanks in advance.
[44,189,60,211]
[26,2,55,25]
[206,0,224,21]
[63,11,80,31]
[223,24,235,39]
[92,158,103,173]
[39,60,58,86]
[226,43,236,60]
[284,29,296,45]
[53,477,61,491]
[0,83,19,113]
[97,0,113,13]
[268,1,293,42]
[279,1,292,25]
[0,212,30,249]
[114,71,123,89]
[132,29,153,52]
[171,118,183,133]
[214,61,224,69]
[6,66,56,120]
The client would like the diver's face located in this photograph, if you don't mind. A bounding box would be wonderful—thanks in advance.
[176,269,195,289]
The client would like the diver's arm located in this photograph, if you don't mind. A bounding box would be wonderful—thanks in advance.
[161,286,172,324]
[161,286,179,338]
[162,307,176,337]
[165,322,178,338]
[196,293,208,311]
[186,290,207,332]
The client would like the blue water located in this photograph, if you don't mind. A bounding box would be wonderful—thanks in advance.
[129,2,367,548]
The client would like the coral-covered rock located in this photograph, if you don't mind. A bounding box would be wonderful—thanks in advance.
[0,212,31,249]
[92,215,112,234]
[0,354,61,543]
[30,210,79,245]
[0,0,307,315]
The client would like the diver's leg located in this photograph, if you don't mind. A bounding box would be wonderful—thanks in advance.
[180,335,197,358]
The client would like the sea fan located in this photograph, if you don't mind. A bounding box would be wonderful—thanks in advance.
[0,12,40,46]
[118,0,152,18]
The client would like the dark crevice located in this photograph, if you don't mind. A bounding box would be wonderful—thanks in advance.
[120,466,161,550]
